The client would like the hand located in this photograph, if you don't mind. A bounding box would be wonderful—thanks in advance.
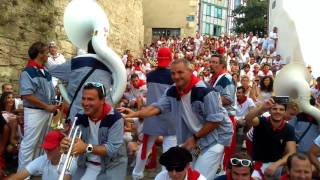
[61,102,70,114]
[264,163,278,177]
[71,138,87,156]
[262,98,275,111]
[45,104,58,113]
[117,107,138,118]
[182,136,197,151]
[60,137,71,153]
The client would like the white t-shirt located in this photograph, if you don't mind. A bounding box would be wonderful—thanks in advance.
[273,59,286,71]
[88,119,102,163]
[268,31,278,48]
[155,170,207,180]
[258,70,273,77]
[47,53,66,87]
[26,154,75,180]
[236,97,256,119]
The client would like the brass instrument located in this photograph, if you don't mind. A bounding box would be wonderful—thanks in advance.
[57,117,82,180]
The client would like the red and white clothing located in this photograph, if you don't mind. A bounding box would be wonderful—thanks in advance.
[236,97,256,121]
[47,53,66,87]
[155,168,207,180]
[258,70,273,77]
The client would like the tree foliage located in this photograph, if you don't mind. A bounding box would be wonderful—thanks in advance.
[233,0,268,35]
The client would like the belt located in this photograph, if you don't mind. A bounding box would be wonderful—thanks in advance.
[24,106,44,110]
[87,160,101,166]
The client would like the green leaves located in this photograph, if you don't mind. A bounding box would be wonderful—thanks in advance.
[233,0,268,34]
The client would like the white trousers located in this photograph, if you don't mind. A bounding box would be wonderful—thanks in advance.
[193,143,224,180]
[18,108,51,170]
[80,163,101,180]
[132,135,177,179]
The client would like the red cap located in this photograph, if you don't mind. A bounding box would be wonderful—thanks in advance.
[41,131,64,150]
[157,47,172,67]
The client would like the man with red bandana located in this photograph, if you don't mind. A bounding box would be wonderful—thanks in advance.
[60,82,127,180]
[209,54,237,171]
[120,59,233,180]
[245,98,296,179]
[126,73,147,110]
[18,42,57,170]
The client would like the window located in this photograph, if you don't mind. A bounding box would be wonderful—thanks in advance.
[205,23,211,34]
[206,4,211,16]
[152,28,180,38]
[214,25,222,36]
[214,7,222,19]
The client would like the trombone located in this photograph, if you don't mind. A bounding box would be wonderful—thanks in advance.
[57,117,82,180]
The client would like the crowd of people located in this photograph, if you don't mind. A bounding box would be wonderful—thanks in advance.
[0,28,320,180]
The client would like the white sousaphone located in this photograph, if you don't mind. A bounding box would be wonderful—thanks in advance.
[271,0,320,123]
[59,0,127,105]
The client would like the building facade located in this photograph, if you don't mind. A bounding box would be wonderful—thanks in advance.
[199,0,228,36]
[143,0,199,44]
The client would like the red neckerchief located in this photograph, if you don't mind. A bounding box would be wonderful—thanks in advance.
[26,59,44,69]
[187,168,200,180]
[279,173,289,180]
[267,116,285,131]
[304,113,315,122]
[226,171,254,180]
[253,70,259,76]
[134,65,141,71]
[176,75,200,97]
[91,103,112,124]
[133,80,145,89]
[210,69,227,86]
[253,161,265,180]
[237,96,247,106]
[262,69,269,76]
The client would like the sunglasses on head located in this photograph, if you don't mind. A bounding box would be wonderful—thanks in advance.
[230,158,252,167]
[84,82,106,97]
[166,165,186,172]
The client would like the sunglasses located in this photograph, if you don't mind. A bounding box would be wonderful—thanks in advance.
[166,165,186,172]
[230,158,252,167]
[84,82,106,97]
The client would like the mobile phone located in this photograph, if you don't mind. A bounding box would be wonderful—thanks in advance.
[272,96,289,104]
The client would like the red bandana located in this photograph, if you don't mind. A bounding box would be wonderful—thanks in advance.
[262,69,269,76]
[210,69,227,86]
[267,117,285,131]
[26,59,45,69]
[133,80,145,89]
[187,168,200,180]
[237,96,247,106]
[134,65,142,71]
[253,70,259,76]
[176,75,200,97]
[91,103,112,124]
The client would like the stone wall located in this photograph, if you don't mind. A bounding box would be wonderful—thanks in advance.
[0,0,143,91]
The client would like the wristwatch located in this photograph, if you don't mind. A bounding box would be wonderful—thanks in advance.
[86,144,93,153]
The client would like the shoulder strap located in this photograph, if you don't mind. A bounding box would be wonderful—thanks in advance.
[297,122,312,143]
[66,65,97,119]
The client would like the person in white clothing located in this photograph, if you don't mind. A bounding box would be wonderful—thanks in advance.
[155,146,206,180]
[7,131,74,180]
[268,27,278,51]
[46,41,66,87]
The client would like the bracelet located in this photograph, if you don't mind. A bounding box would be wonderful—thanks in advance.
[193,134,200,142]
